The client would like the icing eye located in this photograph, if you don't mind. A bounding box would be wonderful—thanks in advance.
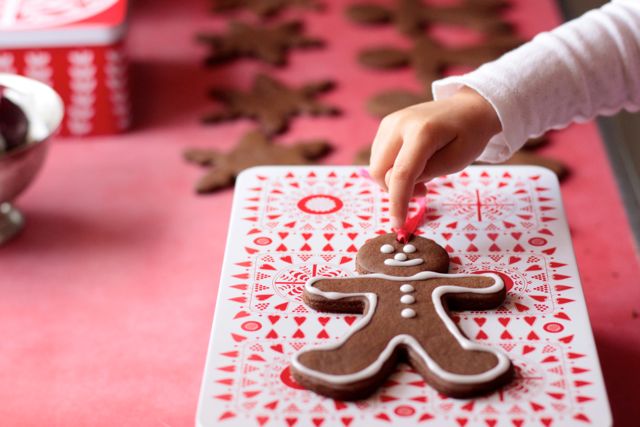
[403,244,416,253]
[380,244,394,254]
[394,253,408,261]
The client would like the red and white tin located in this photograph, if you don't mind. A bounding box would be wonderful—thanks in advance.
[0,0,130,137]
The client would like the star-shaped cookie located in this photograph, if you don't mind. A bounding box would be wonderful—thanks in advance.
[347,0,512,37]
[360,34,521,90]
[360,34,521,117]
[184,131,332,193]
[198,20,322,66]
[204,73,340,135]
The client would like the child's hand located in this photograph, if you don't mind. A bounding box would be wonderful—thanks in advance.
[369,87,502,230]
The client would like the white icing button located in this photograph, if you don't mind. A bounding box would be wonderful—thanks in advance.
[400,295,415,304]
[380,244,394,254]
[403,244,416,253]
[401,308,416,318]
[394,253,408,261]
[400,284,415,293]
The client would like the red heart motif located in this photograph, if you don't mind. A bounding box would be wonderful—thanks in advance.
[344,316,357,325]
[231,332,246,343]
[522,345,535,355]
[473,317,487,327]
[274,302,289,311]
[475,330,488,340]
[317,329,329,339]
[559,335,574,344]
[500,330,512,339]
[233,310,250,319]
[514,303,529,312]
[266,329,278,339]
[268,315,280,324]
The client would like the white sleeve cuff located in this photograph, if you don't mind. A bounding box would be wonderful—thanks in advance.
[432,74,528,164]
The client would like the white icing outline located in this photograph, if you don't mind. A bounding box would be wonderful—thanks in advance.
[291,271,510,386]
[394,253,408,261]
[384,258,424,267]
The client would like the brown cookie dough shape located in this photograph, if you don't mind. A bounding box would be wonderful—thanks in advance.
[291,233,513,400]
[347,0,512,37]
[359,34,520,117]
[204,73,340,135]
[361,34,521,92]
[184,130,331,193]
[198,20,322,66]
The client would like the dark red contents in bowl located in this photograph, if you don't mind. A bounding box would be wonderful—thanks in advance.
[0,86,29,153]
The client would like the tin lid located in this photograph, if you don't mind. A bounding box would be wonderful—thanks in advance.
[0,0,127,48]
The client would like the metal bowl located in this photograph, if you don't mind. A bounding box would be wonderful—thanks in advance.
[0,74,64,245]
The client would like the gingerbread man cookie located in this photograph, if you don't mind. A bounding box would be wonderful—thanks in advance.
[347,0,512,37]
[198,20,322,66]
[291,233,513,400]
[204,73,339,135]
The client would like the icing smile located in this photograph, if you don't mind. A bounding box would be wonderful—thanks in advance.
[382,247,425,267]
[384,258,425,267]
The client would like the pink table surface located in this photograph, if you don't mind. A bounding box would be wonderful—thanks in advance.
[1,0,638,426]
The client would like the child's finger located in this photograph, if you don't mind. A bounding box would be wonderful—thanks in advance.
[369,114,403,191]
[386,131,433,229]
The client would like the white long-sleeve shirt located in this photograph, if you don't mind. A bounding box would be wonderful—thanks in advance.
[432,0,640,163]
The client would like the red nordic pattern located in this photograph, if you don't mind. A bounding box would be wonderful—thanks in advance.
[0,0,118,30]
[422,170,558,234]
[199,167,609,427]
[273,263,348,302]
[242,170,385,235]
[244,253,351,314]
[210,340,597,427]
[0,0,128,136]
[450,252,575,315]
[0,44,130,136]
